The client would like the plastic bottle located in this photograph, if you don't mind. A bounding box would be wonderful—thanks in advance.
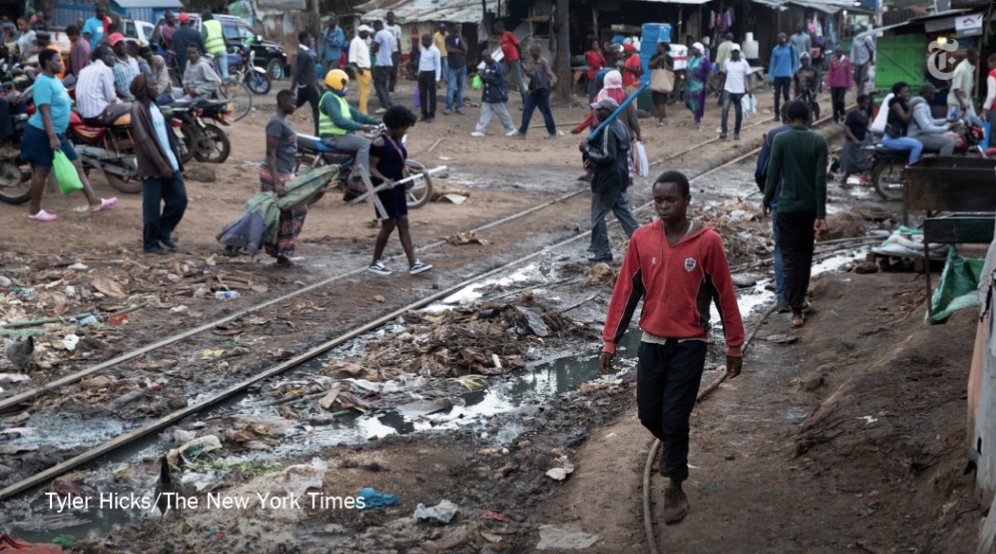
[214,291,241,300]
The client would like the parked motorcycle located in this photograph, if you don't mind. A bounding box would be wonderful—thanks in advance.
[294,127,433,210]
[66,110,140,194]
[868,118,987,201]
[229,48,271,96]
[0,110,32,204]
[166,99,232,164]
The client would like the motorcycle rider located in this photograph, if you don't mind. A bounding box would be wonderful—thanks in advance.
[318,68,379,186]
[76,45,131,126]
[181,44,222,104]
[908,82,956,157]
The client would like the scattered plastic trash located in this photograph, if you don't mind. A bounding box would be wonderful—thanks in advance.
[0,276,11,287]
[62,334,80,351]
[13,287,36,300]
[68,262,88,270]
[277,458,328,497]
[215,291,241,300]
[536,524,600,550]
[513,306,549,337]
[358,487,400,511]
[0,373,31,383]
[545,455,575,481]
[108,314,129,324]
[77,314,98,326]
[167,435,223,465]
[482,510,511,523]
[0,533,66,552]
[180,469,227,493]
[414,499,459,524]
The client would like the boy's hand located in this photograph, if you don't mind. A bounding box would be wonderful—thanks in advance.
[599,351,614,374]
[726,356,743,378]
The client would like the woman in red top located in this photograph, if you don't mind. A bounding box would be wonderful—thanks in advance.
[585,40,606,103]
[619,43,643,92]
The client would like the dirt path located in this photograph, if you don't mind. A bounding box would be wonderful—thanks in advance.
[534,271,979,553]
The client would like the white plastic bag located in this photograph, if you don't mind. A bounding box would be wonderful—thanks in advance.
[741,94,757,119]
[635,141,649,177]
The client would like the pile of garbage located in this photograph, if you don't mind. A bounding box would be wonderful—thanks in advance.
[697,200,766,266]
[359,300,590,378]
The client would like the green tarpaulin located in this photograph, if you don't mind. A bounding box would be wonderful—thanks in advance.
[930,246,985,322]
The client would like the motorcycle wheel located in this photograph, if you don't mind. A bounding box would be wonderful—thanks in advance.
[871,159,906,201]
[246,71,271,95]
[0,159,30,204]
[219,81,252,122]
[104,171,141,194]
[266,59,284,81]
[404,160,433,209]
[194,123,231,164]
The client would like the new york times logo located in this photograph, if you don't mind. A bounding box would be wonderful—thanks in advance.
[926,39,959,81]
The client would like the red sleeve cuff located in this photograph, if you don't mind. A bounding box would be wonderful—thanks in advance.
[602,342,617,354]
[726,346,743,358]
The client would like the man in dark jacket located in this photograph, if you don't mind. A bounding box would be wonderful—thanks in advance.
[291,30,320,135]
[130,74,187,255]
[472,51,516,137]
[762,100,828,327]
[582,97,639,263]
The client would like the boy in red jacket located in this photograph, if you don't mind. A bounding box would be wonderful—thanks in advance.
[600,170,745,525]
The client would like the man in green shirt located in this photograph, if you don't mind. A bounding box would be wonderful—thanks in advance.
[318,68,379,184]
[762,100,828,328]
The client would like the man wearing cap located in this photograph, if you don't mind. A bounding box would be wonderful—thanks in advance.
[909,82,956,156]
[320,15,346,74]
[349,25,374,115]
[172,13,204,74]
[582,97,639,263]
[619,43,643,93]
[82,4,111,50]
[720,44,751,140]
[77,45,131,126]
[109,33,139,100]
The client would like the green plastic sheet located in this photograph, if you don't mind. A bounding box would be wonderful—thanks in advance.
[930,246,985,322]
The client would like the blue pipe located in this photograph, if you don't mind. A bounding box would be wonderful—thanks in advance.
[589,83,649,141]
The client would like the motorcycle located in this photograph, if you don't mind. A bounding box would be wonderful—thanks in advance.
[868,117,987,201]
[0,109,32,204]
[229,48,271,96]
[165,99,232,164]
[66,110,140,194]
[294,127,433,210]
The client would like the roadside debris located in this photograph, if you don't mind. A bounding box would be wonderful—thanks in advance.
[358,487,400,510]
[545,455,575,481]
[536,524,600,550]
[167,435,223,465]
[414,499,459,524]
[276,458,327,497]
[446,232,488,246]
[3,337,34,369]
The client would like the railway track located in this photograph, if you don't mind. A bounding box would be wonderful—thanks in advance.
[0,109,844,504]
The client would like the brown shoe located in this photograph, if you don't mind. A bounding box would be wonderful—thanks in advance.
[663,486,689,524]
[791,312,805,327]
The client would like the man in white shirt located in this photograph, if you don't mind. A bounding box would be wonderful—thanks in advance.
[76,45,130,126]
[371,20,395,113]
[386,11,402,92]
[720,44,751,140]
[416,33,441,122]
[950,47,983,126]
[349,25,373,114]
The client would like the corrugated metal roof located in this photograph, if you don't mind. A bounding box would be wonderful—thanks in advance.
[114,0,182,7]
[357,0,497,23]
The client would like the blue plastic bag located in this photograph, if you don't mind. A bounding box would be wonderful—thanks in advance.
[983,121,991,151]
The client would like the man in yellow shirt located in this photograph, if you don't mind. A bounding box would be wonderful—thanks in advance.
[433,23,448,78]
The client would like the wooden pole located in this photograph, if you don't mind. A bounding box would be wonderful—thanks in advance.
[592,4,598,44]
[555,0,571,99]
